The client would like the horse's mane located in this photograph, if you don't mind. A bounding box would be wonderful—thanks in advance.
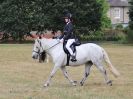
[39,51,46,63]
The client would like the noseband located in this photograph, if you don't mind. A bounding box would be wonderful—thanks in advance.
[32,50,40,54]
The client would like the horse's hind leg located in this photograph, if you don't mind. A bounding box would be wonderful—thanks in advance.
[95,62,112,86]
[61,66,77,86]
[80,62,93,86]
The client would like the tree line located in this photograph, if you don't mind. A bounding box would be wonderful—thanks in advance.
[0,0,132,43]
[0,0,110,42]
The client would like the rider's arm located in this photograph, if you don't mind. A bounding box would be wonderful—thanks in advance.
[63,23,73,40]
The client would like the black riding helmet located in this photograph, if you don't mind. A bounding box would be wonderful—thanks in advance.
[63,10,72,19]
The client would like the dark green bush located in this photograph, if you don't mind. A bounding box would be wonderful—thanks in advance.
[126,29,133,43]
[80,29,127,42]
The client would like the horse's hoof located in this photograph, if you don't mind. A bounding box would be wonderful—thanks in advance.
[80,81,84,86]
[72,83,77,86]
[107,80,112,86]
[72,81,77,86]
[44,83,49,87]
[74,81,78,84]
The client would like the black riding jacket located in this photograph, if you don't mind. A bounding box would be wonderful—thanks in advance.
[62,22,75,41]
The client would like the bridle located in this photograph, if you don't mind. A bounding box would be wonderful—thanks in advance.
[32,50,40,54]
[32,39,43,55]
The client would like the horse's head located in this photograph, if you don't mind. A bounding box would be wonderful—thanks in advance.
[32,38,44,59]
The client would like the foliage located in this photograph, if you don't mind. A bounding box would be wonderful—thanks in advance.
[97,0,111,29]
[126,29,133,43]
[81,29,127,42]
[0,0,110,42]
[128,0,133,43]
[129,0,133,30]
[115,24,124,30]
[0,0,35,41]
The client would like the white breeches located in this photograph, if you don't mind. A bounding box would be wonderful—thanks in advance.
[66,39,75,56]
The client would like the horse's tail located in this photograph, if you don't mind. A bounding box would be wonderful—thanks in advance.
[102,49,120,77]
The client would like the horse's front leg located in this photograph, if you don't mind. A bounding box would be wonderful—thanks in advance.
[61,66,77,86]
[44,65,60,87]
[46,54,49,63]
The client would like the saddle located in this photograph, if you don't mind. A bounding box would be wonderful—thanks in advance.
[63,38,81,66]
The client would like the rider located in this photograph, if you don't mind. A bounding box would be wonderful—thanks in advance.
[60,10,77,62]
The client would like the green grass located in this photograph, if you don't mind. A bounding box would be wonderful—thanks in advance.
[0,44,133,99]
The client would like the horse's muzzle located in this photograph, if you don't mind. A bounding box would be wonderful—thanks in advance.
[32,54,38,59]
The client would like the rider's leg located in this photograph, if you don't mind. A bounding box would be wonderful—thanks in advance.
[66,39,75,56]
[66,39,77,61]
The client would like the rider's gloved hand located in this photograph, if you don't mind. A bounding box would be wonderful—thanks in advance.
[59,39,63,43]
[57,39,60,42]
[57,39,63,43]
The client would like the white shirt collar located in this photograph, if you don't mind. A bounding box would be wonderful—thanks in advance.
[67,21,70,24]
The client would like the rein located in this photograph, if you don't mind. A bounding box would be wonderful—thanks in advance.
[45,42,60,51]
[33,40,60,54]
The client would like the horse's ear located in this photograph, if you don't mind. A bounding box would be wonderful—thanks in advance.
[36,38,40,43]
[30,33,38,39]
[39,35,42,39]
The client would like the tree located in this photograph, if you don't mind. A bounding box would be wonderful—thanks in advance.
[0,0,36,41]
[129,0,133,30]
[98,0,111,29]
[0,0,110,41]
[127,0,133,43]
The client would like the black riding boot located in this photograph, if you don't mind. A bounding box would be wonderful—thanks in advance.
[71,55,77,62]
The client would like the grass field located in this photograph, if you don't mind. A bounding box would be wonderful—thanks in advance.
[0,43,133,99]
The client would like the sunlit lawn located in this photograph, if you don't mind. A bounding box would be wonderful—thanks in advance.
[0,43,132,99]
